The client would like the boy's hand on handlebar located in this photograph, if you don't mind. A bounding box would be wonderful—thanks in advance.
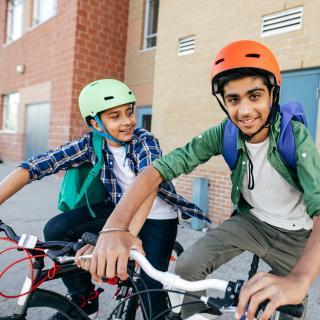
[75,244,94,267]
[235,272,307,320]
[88,231,144,281]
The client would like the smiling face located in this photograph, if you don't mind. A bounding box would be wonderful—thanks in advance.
[90,104,136,147]
[223,76,273,143]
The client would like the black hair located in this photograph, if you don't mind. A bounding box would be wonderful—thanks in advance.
[213,67,276,97]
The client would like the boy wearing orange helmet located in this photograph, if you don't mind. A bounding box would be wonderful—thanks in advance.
[79,41,320,320]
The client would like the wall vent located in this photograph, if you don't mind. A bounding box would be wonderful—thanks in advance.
[261,7,303,37]
[178,35,195,55]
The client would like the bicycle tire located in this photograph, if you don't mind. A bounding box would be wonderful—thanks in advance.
[0,288,90,320]
[123,241,184,320]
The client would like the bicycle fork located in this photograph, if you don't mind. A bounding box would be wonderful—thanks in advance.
[13,268,42,318]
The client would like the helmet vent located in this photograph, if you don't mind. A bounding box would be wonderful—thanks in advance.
[215,58,224,65]
[246,53,260,58]
[104,96,114,101]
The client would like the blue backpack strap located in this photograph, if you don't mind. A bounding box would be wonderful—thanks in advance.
[278,101,307,170]
[223,119,239,170]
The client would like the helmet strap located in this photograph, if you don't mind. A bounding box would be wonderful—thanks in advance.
[213,93,230,117]
[91,115,126,147]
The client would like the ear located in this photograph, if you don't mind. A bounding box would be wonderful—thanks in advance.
[89,118,103,132]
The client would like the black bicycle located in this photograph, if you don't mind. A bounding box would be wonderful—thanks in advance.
[0,220,183,320]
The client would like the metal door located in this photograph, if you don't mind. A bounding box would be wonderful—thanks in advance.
[280,68,320,139]
[24,102,50,159]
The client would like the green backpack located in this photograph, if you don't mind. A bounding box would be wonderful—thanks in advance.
[57,133,107,218]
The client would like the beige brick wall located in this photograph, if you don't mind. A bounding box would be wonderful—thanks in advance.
[125,0,155,107]
[151,0,320,222]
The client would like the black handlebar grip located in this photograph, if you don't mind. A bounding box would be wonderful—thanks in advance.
[259,300,304,318]
[277,303,304,318]
[81,232,99,246]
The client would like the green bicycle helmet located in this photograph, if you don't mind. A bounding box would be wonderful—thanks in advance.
[79,79,137,125]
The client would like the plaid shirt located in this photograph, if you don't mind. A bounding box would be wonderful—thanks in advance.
[19,128,209,221]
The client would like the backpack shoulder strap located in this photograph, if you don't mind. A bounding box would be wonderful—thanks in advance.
[278,101,307,170]
[223,119,239,170]
[90,133,104,175]
[84,133,105,217]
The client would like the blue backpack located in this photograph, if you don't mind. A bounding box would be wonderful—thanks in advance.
[223,101,307,170]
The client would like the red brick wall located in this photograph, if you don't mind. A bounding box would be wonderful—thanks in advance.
[70,0,129,140]
[0,0,129,162]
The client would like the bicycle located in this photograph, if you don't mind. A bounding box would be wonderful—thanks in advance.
[0,220,183,320]
[0,220,304,320]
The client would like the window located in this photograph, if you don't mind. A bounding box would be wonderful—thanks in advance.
[137,106,152,131]
[6,0,23,42]
[32,0,57,26]
[143,0,159,49]
[2,93,20,132]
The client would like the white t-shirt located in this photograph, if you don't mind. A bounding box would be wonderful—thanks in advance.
[108,145,178,220]
[241,138,313,231]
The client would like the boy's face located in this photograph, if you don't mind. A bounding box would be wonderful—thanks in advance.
[223,76,273,143]
[91,104,136,147]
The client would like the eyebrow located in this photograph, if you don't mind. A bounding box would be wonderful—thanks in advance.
[106,106,132,116]
[224,87,265,98]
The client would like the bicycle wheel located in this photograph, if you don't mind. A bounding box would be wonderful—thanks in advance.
[0,288,89,320]
[123,241,184,320]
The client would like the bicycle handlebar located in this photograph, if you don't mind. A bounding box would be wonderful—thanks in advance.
[0,219,76,252]
[0,222,304,318]
[79,232,304,318]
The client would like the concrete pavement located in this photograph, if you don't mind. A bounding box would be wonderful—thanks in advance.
[0,163,318,319]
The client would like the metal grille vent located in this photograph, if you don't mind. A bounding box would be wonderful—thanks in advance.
[261,7,303,37]
[178,35,195,55]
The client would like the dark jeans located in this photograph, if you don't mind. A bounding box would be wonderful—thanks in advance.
[43,202,178,319]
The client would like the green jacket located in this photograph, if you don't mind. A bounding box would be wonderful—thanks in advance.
[153,114,320,218]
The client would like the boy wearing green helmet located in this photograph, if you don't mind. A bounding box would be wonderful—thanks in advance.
[81,41,320,320]
[0,79,205,319]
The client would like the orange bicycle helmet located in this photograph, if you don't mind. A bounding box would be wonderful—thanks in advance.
[211,40,281,94]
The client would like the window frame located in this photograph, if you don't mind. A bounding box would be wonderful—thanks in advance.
[6,0,24,43]
[32,0,57,27]
[1,92,20,133]
[143,0,159,50]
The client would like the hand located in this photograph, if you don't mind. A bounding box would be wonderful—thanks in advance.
[235,272,308,320]
[75,244,104,283]
[87,231,144,281]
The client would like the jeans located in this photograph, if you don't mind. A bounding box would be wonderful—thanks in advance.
[43,202,178,319]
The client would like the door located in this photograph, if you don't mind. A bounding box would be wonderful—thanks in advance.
[280,68,320,139]
[24,102,50,159]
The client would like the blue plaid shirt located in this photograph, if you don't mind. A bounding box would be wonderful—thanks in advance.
[19,128,209,221]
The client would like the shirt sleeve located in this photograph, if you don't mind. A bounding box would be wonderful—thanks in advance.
[19,134,92,181]
[135,130,162,173]
[294,122,320,217]
[152,121,225,181]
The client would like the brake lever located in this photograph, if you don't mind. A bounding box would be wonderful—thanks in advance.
[46,242,75,262]
[202,280,244,315]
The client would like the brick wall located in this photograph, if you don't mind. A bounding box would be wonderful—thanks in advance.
[125,0,155,108]
[70,0,129,139]
[0,0,129,162]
